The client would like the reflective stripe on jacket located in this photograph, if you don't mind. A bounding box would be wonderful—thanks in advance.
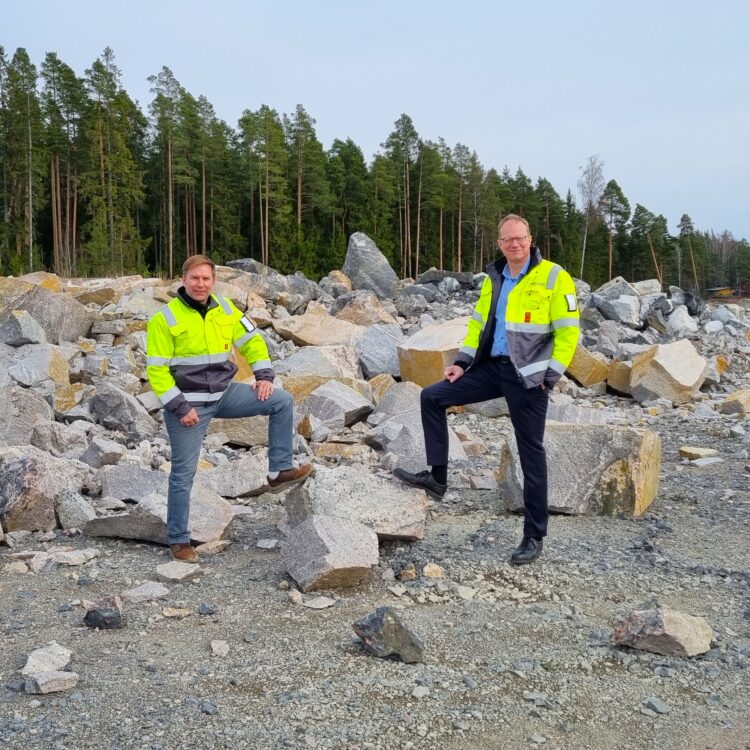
[455,248,580,388]
[146,294,272,416]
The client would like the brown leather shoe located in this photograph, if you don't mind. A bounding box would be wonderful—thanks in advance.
[170,543,199,563]
[267,464,313,494]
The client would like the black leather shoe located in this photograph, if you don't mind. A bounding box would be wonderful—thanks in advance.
[393,468,447,500]
[510,537,544,565]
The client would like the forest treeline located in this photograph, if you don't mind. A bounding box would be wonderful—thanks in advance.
[1,46,748,291]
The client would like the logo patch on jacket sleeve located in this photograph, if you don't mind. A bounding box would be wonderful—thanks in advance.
[239,315,256,334]
[565,294,578,312]
[524,311,531,323]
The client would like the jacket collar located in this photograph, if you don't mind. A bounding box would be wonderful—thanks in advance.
[486,246,543,278]
[177,286,218,317]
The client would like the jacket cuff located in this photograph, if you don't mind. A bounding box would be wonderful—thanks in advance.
[543,368,562,389]
[453,357,471,371]
[165,394,192,418]
[253,367,276,383]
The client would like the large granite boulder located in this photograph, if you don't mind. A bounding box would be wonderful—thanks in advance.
[0,277,95,343]
[84,488,233,545]
[275,345,362,379]
[272,308,365,348]
[0,385,54,448]
[397,317,469,388]
[630,340,707,404]
[342,232,399,300]
[89,382,159,440]
[0,445,89,531]
[355,324,405,379]
[284,466,428,541]
[331,290,398,326]
[300,380,373,428]
[499,423,661,517]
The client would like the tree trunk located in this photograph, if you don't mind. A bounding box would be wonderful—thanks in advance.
[167,137,173,277]
[201,157,206,254]
[415,157,422,278]
[456,181,463,272]
[439,207,444,270]
[646,232,662,284]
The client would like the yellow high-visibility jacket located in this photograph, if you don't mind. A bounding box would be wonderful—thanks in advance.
[146,291,272,418]
[455,248,580,388]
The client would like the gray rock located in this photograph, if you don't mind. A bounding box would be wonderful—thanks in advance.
[30,421,88,458]
[301,380,373,428]
[194,451,269,498]
[356,324,405,378]
[612,606,713,657]
[21,642,72,676]
[372,380,422,417]
[275,345,361,379]
[85,488,233,545]
[24,671,79,694]
[83,595,125,629]
[122,581,169,603]
[365,407,466,472]
[0,445,88,531]
[8,343,69,387]
[0,309,47,345]
[80,435,127,468]
[282,515,379,592]
[97,465,168,501]
[592,276,639,300]
[55,488,96,530]
[352,606,425,663]
[666,305,699,337]
[643,697,671,714]
[342,232,399,300]
[500,423,661,517]
[0,278,95,343]
[0,387,54,449]
[89,382,158,441]
[284,465,427,541]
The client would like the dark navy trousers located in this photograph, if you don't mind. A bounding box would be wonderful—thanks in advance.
[420,357,550,539]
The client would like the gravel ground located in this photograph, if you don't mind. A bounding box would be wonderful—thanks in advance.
[2,404,750,750]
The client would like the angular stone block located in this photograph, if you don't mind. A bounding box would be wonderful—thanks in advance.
[499,422,661,517]
[284,466,427,541]
[567,344,609,387]
[398,317,469,388]
[282,515,379,592]
[630,340,707,404]
[612,606,713,657]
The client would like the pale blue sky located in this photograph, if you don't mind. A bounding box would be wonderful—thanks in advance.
[4,0,749,240]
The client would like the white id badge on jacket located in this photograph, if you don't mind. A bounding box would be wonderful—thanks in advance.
[239,315,256,334]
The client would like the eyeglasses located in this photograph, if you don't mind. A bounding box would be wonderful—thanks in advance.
[499,235,529,245]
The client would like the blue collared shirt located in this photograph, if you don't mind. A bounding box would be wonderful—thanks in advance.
[490,257,530,356]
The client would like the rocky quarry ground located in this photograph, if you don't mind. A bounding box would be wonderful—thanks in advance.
[1,233,749,750]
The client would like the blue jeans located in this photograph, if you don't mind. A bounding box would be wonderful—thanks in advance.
[163,382,294,544]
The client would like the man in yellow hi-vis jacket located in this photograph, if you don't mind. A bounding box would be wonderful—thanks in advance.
[146,255,312,563]
[394,215,580,564]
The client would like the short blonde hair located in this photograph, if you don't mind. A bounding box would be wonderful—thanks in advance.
[498,214,531,237]
[182,254,216,277]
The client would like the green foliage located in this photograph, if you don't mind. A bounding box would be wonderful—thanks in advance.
[0,46,746,292]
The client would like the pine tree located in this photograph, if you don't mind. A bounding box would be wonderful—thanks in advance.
[79,48,147,276]
[2,48,45,273]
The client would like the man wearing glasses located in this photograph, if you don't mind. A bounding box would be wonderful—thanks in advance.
[394,215,580,564]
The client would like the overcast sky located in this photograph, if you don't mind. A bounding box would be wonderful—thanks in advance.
[5,0,749,240]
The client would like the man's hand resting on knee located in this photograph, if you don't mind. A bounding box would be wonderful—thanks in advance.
[180,408,200,426]
[252,380,274,401]
[443,365,465,383]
